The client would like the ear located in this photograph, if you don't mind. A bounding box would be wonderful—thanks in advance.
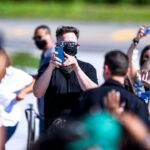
[104,64,109,73]
[77,43,80,49]
[103,64,111,79]
[126,67,130,77]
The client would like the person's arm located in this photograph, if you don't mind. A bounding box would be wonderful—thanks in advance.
[120,112,150,149]
[63,53,98,91]
[16,78,35,100]
[104,90,150,149]
[0,125,5,150]
[33,52,62,98]
[127,26,146,81]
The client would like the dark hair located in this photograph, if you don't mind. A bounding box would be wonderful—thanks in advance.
[56,26,79,39]
[34,25,51,34]
[104,50,129,76]
[139,45,150,68]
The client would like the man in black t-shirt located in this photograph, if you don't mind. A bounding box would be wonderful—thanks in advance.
[33,26,98,129]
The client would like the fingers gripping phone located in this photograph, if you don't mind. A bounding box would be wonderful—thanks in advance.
[145,27,150,34]
[55,41,65,63]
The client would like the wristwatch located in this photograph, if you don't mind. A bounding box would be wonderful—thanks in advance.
[133,38,139,46]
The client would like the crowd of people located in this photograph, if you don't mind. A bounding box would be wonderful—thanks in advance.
[1,25,150,150]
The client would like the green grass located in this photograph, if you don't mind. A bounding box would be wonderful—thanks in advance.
[0,2,150,22]
[10,52,40,68]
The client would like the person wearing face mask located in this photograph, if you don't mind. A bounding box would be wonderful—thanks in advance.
[33,25,55,68]
[33,26,98,130]
[32,25,55,134]
[126,26,150,114]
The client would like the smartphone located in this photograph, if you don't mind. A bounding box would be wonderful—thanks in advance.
[145,27,150,34]
[55,42,65,63]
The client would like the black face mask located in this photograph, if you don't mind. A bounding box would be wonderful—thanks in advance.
[35,40,47,50]
[64,42,77,56]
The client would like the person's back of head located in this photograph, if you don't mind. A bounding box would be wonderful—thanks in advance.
[56,26,79,40]
[104,50,129,77]
[0,48,10,81]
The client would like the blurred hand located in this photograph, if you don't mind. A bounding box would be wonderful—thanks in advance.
[120,112,150,145]
[104,90,125,116]
[141,71,150,89]
[16,91,26,101]
[135,26,147,40]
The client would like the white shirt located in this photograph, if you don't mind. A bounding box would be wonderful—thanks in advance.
[0,66,33,127]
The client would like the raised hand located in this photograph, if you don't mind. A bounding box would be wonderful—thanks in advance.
[104,90,125,116]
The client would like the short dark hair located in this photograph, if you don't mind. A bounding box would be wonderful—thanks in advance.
[139,45,150,68]
[56,26,79,39]
[104,50,129,76]
[34,25,51,34]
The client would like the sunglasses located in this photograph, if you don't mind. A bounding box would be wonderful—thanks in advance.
[56,41,79,47]
[32,36,42,40]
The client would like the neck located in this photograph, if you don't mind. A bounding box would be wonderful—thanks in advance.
[43,47,52,54]
[111,76,125,85]
[46,42,53,50]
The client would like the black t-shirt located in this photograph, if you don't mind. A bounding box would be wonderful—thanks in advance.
[37,59,98,129]
[75,79,149,126]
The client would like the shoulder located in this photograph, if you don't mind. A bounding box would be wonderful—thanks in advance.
[77,59,96,71]
[81,86,100,99]
[38,62,49,72]
[7,66,30,76]
[78,59,95,67]
[37,63,49,78]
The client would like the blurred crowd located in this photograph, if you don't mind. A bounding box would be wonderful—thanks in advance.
[1,25,150,150]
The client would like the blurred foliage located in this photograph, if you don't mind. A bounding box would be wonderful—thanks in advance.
[10,52,39,68]
[2,0,150,4]
[0,1,150,21]
[0,2,150,22]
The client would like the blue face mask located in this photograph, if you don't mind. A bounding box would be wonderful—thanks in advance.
[64,42,77,56]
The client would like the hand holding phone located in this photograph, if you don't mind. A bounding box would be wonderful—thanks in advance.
[55,42,65,63]
[145,27,150,34]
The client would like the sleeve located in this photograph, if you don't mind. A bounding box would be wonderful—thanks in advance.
[5,67,33,92]
[37,63,49,79]
[83,63,98,84]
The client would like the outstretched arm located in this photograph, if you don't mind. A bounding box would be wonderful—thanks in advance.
[127,26,146,81]
[16,78,35,100]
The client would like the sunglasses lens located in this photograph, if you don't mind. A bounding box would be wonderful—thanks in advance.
[33,36,42,40]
